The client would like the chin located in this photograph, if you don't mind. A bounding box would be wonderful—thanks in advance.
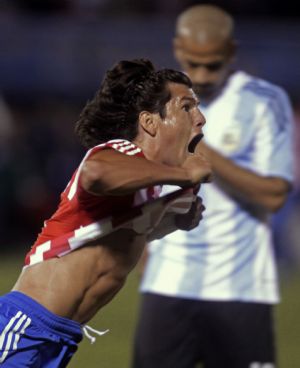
[193,86,217,100]
[199,90,217,100]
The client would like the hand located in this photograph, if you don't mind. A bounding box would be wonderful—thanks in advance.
[182,152,213,185]
[175,196,205,230]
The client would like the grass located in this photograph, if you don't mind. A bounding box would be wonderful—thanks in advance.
[1,254,299,367]
[276,271,300,367]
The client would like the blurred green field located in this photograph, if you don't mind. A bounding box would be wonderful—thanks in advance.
[1,254,299,367]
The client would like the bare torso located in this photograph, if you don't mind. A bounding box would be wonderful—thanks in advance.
[13,229,146,324]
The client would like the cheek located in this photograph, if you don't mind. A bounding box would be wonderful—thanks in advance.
[164,117,190,142]
[163,123,179,147]
[160,120,186,158]
[214,69,229,85]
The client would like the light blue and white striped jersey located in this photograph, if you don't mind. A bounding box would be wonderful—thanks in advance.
[141,71,294,304]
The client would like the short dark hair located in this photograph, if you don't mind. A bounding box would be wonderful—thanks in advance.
[75,58,192,148]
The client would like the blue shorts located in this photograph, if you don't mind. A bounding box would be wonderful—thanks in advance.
[0,291,83,367]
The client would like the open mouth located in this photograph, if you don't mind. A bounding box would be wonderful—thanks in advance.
[188,133,204,153]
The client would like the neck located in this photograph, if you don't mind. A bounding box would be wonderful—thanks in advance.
[133,137,161,163]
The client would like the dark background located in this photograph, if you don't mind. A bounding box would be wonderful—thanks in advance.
[0,2,299,367]
[0,0,299,268]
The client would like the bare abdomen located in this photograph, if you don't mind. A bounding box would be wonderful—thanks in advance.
[13,231,146,324]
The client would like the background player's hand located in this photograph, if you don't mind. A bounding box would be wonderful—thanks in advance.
[175,196,205,230]
[182,152,213,185]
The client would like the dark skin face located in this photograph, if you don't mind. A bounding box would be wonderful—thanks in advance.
[174,35,235,103]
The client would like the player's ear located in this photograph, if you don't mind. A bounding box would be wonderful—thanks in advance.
[139,111,158,137]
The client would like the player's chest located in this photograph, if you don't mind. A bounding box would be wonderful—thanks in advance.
[202,100,256,157]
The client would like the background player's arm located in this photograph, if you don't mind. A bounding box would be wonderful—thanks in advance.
[197,141,290,212]
[197,88,293,213]
[80,149,211,196]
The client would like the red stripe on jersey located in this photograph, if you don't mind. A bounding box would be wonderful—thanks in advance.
[25,139,159,267]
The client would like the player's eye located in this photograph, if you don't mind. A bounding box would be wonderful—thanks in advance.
[183,104,190,112]
[187,60,224,71]
[205,62,224,71]
[187,61,200,69]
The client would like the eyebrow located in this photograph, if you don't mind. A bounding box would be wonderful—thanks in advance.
[186,59,224,69]
[187,60,202,67]
[180,96,200,105]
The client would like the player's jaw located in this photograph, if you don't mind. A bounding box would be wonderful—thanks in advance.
[192,83,217,100]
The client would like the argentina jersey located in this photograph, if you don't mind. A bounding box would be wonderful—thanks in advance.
[141,71,294,303]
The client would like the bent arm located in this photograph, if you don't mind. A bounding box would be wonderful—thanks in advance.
[198,142,291,213]
[197,87,294,213]
[147,196,205,241]
[146,212,177,242]
[80,149,210,196]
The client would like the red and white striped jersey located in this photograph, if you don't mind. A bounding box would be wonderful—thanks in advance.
[24,139,160,268]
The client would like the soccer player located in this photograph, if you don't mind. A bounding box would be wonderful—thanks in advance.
[0,58,211,366]
[133,5,294,368]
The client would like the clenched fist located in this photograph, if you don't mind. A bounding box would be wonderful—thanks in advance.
[175,196,205,230]
[182,152,213,185]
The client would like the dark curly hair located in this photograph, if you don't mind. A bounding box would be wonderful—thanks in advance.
[75,58,192,148]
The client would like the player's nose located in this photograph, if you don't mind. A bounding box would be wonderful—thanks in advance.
[195,108,206,128]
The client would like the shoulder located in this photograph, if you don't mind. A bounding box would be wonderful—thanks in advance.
[87,139,144,160]
[236,72,291,108]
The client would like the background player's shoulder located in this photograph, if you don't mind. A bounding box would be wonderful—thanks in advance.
[241,73,289,105]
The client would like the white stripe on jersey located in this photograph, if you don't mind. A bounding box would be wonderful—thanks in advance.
[67,140,141,200]
[67,220,113,253]
[29,241,51,265]
[68,149,91,200]
[112,141,142,154]
[106,139,126,144]
[141,71,293,304]
[124,148,142,155]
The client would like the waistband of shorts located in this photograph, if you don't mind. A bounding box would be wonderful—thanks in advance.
[2,291,83,342]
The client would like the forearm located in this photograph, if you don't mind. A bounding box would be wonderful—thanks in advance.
[203,145,290,212]
[81,151,194,196]
[147,195,204,241]
[147,213,177,242]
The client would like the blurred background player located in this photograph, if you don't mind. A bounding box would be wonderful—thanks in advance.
[132,5,294,368]
[0,58,211,367]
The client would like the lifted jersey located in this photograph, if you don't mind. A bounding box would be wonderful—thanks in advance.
[25,139,159,267]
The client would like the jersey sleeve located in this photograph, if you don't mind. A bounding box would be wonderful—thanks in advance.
[68,139,144,203]
[252,86,294,182]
